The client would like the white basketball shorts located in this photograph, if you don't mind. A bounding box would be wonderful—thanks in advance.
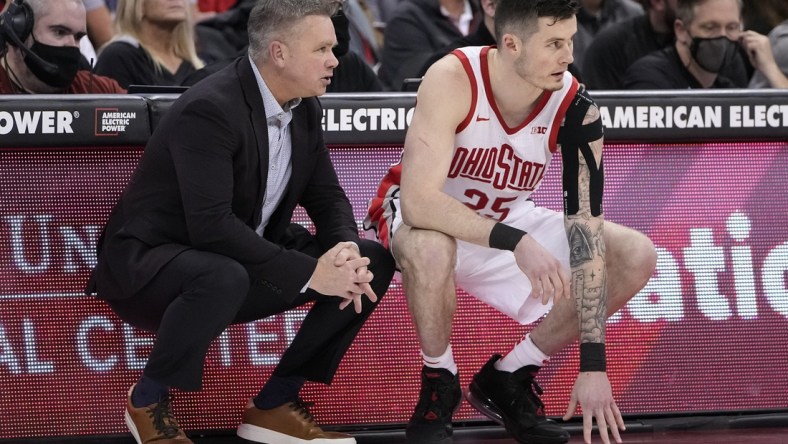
[365,194,570,325]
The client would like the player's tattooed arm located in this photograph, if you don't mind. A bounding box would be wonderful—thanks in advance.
[565,104,607,345]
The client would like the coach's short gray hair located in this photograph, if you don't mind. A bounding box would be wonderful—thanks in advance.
[247,0,339,61]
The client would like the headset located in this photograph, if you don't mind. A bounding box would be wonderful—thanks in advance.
[1,0,34,50]
[0,0,58,75]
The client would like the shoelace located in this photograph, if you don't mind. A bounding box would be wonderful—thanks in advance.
[423,376,455,417]
[510,374,546,417]
[147,396,182,438]
[290,399,317,425]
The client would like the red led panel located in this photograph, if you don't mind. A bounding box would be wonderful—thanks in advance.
[1,142,787,439]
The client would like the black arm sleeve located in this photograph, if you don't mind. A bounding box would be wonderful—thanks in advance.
[557,87,604,217]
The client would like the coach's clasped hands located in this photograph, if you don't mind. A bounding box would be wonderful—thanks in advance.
[309,241,377,313]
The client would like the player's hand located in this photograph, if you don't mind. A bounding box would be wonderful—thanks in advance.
[563,372,625,444]
[513,235,570,304]
[309,242,377,313]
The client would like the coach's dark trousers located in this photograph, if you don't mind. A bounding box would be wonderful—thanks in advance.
[96,229,395,391]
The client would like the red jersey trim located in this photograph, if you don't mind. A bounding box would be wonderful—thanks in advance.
[451,49,478,134]
[481,47,554,135]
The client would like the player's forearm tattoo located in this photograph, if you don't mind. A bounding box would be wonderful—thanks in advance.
[568,224,593,266]
[566,136,607,344]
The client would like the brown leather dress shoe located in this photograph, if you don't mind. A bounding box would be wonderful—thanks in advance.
[125,385,193,444]
[237,400,356,443]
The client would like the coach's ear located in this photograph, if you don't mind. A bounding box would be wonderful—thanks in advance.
[269,39,289,68]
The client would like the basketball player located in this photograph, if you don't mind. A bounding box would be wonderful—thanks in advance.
[364,0,657,443]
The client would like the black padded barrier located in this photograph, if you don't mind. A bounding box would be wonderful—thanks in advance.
[318,90,788,144]
[2,90,785,147]
[0,94,150,147]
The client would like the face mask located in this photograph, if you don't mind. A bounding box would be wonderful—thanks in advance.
[331,9,350,57]
[688,35,739,73]
[24,40,82,88]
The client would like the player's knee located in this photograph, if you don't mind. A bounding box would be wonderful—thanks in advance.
[628,232,657,286]
[394,229,455,278]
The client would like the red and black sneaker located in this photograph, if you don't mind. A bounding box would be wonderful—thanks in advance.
[406,366,462,444]
[466,355,569,444]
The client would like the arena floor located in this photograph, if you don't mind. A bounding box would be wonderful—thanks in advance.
[16,414,788,444]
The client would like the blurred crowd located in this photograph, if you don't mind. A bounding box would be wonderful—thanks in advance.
[0,0,786,94]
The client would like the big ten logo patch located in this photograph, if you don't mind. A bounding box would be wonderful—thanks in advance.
[531,126,547,134]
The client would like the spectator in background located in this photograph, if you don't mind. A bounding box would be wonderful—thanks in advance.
[742,29,788,88]
[416,0,495,77]
[744,0,787,88]
[367,0,401,25]
[328,4,384,91]
[356,0,386,44]
[193,0,381,68]
[198,0,235,14]
[344,0,381,68]
[622,0,748,89]
[572,0,643,76]
[95,0,204,89]
[193,0,255,63]
[105,0,213,22]
[583,0,677,89]
[0,0,124,93]
[184,0,383,92]
[83,0,114,52]
[378,0,480,91]
[192,0,218,22]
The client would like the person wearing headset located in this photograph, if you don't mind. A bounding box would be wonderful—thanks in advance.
[0,0,125,93]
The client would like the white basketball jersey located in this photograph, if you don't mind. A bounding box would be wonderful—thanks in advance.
[443,46,578,222]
